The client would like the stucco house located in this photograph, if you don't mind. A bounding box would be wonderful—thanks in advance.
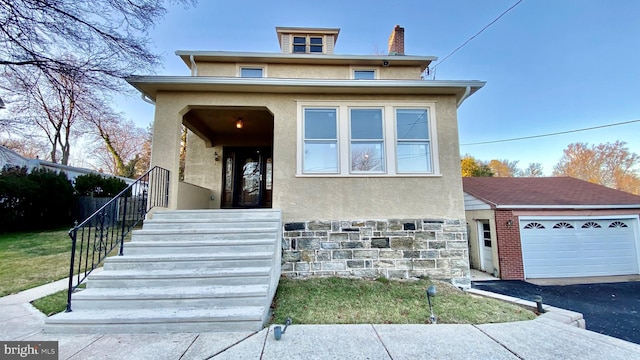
[127,25,485,287]
[463,177,640,280]
[46,25,486,333]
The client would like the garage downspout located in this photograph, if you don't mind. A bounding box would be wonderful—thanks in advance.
[190,55,197,76]
[456,85,471,108]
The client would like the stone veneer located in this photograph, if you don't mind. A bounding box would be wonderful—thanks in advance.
[282,218,471,288]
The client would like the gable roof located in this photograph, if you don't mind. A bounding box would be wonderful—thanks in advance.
[462,177,640,209]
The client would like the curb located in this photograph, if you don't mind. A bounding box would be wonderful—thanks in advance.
[466,288,586,329]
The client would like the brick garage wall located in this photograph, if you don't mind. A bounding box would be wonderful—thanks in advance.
[495,210,524,280]
[282,218,471,288]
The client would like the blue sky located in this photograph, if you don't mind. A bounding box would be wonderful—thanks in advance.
[121,0,640,175]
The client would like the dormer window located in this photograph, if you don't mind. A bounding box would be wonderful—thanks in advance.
[276,27,339,55]
[293,36,324,54]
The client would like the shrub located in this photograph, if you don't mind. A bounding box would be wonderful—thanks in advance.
[0,166,74,232]
[74,173,127,197]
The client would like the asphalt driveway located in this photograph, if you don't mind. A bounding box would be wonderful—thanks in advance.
[472,280,640,345]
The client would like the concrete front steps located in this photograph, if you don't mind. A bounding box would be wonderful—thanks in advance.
[45,209,282,333]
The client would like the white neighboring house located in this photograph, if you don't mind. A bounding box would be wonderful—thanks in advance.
[0,145,135,186]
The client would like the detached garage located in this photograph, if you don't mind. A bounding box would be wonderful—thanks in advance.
[463,177,640,280]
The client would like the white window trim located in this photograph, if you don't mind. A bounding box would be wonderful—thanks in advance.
[350,66,379,80]
[296,100,440,177]
[237,64,268,78]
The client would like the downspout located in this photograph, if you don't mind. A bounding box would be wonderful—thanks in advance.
[456,86,471,108]
[141,93,155,105]
[190,55,197,76]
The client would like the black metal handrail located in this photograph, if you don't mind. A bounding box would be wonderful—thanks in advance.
[65,166,170,312]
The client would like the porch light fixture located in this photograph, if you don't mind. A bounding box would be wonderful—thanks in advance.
[506,219,514,227]
[236,118,244,129]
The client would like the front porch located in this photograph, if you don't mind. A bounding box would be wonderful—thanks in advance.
[157,104,276,212]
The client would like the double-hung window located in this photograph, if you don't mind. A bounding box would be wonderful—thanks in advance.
[303,108,338,173]
[395,109,431,173]
[350,109,384,172]
[298,102,437,176]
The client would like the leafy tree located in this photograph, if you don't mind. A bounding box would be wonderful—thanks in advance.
[520,162,544,177]
[488,159,519,177]
[461,155,493,177]
[553,141,640,194]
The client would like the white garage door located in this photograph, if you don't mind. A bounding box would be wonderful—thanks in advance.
[519,217,640,278]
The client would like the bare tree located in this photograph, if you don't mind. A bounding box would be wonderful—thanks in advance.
[351,147,382,171]
[553,141,640,194]
[83,103,148,177]
[0,0,193,88]
[0,136,48,159]
[520,162,544,177]
[1,66,94,164]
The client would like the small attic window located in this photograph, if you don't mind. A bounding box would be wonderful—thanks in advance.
[292,35,324,54]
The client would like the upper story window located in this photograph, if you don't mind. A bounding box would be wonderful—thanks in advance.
[239,66,264,78]
[298,101,438,176]
[353,70,376,80]
[293,36,324,54]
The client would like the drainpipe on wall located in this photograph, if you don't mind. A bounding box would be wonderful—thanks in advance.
[456,86,471,108]
[141,93,155,105]
[190,55,197,76]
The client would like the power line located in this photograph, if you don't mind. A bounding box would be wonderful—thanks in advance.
[461,119,640,146]
[431,0,524,74]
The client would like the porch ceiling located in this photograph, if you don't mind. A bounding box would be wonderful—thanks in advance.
[183,106,274,147]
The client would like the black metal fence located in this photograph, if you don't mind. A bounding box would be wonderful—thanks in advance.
[65,166,170,312]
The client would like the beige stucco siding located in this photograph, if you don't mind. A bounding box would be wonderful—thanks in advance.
[151,91,465,222]
[194,62,422,80]
[194,63,236,77]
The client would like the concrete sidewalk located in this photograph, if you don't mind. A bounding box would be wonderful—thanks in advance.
[2,280,640,359]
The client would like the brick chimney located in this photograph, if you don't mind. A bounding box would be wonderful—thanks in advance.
[387,25,404,55]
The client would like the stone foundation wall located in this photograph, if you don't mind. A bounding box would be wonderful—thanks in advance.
[281,218,471,288]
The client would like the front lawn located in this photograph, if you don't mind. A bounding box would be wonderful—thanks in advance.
[271,277,536,325]
[0,228,132,297]
[0,229,72,297]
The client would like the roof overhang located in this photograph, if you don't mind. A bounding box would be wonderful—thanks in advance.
[126,76,485,104]
[176,51,437,71]
[495,204,640,210]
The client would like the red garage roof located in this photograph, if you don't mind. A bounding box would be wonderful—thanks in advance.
[462,177,640,208]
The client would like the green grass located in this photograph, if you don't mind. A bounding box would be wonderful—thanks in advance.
[0,229,72,297]
[0,228,134,297]
[271,277,535,325]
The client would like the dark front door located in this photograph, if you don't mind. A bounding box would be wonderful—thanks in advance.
[222,147,272,208]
